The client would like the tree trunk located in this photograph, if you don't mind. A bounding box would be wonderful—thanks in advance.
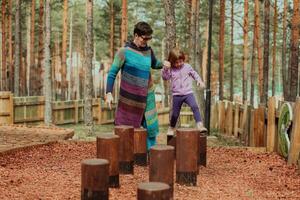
[289,0,300,101]
[282,0,288,100]
[230,0,234,101]
[120,0,127,47]
[37,0,44,95]
[254,0,263,104]
[67,8,73,100]
[0,22,2,89]
[84,0,94,129]
[61,0,68,100]
[1,0,7,91]
[255,0,263,103]
[29,0,36,95]
[262,0,270,105]
[44,0,52,125]
[243,0,249,103]
[26,4,31,95]
[189,0,196,68]
[163,0,176,107]
[186,0,192,58]
[201,22,209,84]
[251,0,260,106]
[109,0,114,61]
[8,0,12,91]
[14,0,21,96]
[219,0,225,100]
[272,0,277,96]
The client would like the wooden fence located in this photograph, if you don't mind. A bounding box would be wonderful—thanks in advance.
[211,97,300,165]
[0,92,196,127]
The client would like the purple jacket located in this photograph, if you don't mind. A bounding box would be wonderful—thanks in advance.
[162,63,202,96]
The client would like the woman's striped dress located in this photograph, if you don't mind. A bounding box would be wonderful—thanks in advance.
[106,41,162,146]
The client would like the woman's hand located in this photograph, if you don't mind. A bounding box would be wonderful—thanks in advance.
[105,92,113,109]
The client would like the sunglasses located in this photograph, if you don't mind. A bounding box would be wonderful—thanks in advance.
[140,35,152,41]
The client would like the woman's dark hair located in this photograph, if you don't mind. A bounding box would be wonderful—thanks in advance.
[134,21,153,36]
[168,47,185,68]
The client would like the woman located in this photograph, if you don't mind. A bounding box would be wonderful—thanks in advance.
[105,22,163,149]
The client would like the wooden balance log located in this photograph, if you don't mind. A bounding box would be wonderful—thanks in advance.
[96,134,120,188]
[137,182,171,200]
[81,159,109,200]
[114,125,134,174]
[149,145,175,197]
[167,135,176,158]
[176,128,199,186]
[134,128,148,166]
[198,133,207,167]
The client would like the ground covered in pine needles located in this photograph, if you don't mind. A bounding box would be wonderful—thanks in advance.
[0,141,299,200]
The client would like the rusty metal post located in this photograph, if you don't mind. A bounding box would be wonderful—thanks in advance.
[97,134,120,188]
[81,159,109,200]
[198,133,207,167]
[137,182,171,200]
[176,128,198,186]
[134,128,147,166]
[114,125,134,174]
[149,145,174,197]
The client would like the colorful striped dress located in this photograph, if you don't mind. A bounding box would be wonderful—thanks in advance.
[106,41,162,144]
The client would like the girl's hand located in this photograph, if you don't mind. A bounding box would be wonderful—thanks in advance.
[197,81,206,89]
[163,60,171,68]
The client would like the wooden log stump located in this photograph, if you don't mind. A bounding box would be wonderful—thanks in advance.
[81,159,109,200]
[96,134,120,188]
[114,125,134,174]
[167,135,176,158]
[176,128,198,186]
[137,182,171,200]
[198,133,207,167]
[149,145,174,197]
[134,128,147,166]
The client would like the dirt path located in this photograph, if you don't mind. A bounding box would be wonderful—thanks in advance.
[0,141,299,200]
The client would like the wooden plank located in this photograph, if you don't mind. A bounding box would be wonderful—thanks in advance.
[267,97,276,152]
[52,104,76,110]
[210,102,218,129]
[288,98,300,165]
[74,100,79,124]
[253,106,266,147]
[97,99,102,124]
[249,109,255,147]
[14,117,44,123]
[233,103,239,138]
[0,112,10,116]
[9,93,13,124]
[218,101,225,134]
[225,102,233,135]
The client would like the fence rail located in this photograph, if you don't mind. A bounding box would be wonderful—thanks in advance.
[0,92,195,127]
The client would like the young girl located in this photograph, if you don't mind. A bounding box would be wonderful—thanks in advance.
[162,47,207,136]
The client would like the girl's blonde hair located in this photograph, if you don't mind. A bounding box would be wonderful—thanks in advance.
[168,47,185,68]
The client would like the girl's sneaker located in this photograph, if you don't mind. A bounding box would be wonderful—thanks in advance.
[196,122,207,133]
[167,127,175,136]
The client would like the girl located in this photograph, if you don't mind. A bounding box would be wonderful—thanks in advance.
[162,47,207,136]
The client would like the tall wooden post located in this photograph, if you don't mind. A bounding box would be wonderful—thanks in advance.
[81,159,109,200]
[137,182,171,200]
[198,133,207,167]
[97,134,120,188]
[134,128,147,166]
[149,145,174,197]
[115,125,134,174]
[176,129,198,186]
